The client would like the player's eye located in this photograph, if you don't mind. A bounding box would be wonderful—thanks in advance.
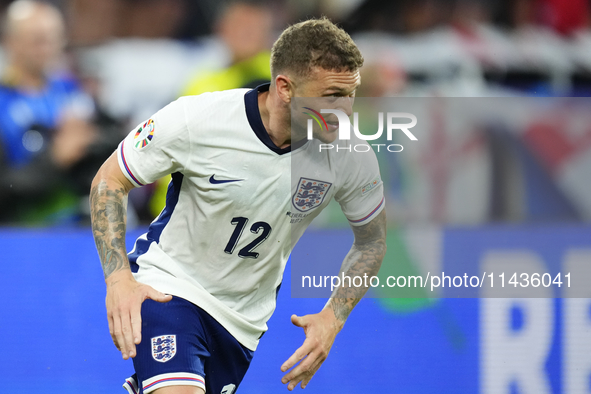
[324,93,342,100]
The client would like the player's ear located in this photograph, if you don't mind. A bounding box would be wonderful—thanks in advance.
[274,74,294,103]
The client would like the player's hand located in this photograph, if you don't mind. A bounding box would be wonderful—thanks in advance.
[105,270,172,360]
[281,310,343,390]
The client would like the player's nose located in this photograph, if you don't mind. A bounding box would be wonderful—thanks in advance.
[337,97,354,117]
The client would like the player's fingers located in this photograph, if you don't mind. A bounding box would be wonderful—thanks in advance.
[300,356,325,389]
[112,313,128,359]
[283,349,318,385]
[145,286,172,303]
[281,341,313,373]
[107,312,120,350]
[290,314,307,328]
[130,304,143,346]
[121,311,137,358]
[286,362,318,392]
[287,374,305,391]
[286,355,323,391]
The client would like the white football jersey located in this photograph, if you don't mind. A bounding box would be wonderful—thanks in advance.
[117,84,384,350]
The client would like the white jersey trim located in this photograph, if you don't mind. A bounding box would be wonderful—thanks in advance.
[117,141,146,187]
[122,376,139,394]
[347,196,385,226]
[142,372,206,393]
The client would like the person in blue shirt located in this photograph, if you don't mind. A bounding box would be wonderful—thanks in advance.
[0,0,98,225]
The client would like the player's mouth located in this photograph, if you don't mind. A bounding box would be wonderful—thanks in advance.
[326,121,339,132]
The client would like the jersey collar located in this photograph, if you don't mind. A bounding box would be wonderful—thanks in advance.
[244,83,307,155]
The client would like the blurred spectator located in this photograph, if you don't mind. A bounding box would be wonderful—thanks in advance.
[66,0,121,46]
[67,0,220,46]
[181,0,273,96]
[542,0,589,35]
[492,0,589,34]
[148,0,274,217]
[0,0,97,225]
[115,0,189,40]
[343,0,445,34]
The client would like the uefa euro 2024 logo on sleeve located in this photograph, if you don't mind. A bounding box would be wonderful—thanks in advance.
[303,107,417,153]
[133,119,155,150]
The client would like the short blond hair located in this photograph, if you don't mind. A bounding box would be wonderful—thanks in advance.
[271,17,364,79]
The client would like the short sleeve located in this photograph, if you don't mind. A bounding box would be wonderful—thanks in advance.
[334,140,385,226]
[117,98,190,187]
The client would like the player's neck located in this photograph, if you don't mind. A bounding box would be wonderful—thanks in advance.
[258,87,292,149]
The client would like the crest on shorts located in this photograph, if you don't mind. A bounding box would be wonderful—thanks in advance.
[133,119,155,150]
[292,177,332,212]
[151,335,176,363]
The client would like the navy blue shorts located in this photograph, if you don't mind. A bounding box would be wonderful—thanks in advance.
[122,296,254,394]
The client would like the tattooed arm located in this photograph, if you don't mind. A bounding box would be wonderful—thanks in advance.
[281,210,387,390]
[90,169,130,280]
[90,153,171,360]
[325,209,387,323]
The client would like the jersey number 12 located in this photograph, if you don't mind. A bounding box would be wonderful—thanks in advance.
[224,216,272,259]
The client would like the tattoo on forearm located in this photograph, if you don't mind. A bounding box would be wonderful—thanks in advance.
[329,210,387,324]
[90,180,129,279]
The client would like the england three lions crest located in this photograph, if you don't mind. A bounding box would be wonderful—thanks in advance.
[293,178,332,212]
[151,335,176,363]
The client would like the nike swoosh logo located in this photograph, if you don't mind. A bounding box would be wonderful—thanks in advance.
[209,175,243,184]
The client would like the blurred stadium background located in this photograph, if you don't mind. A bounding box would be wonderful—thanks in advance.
[0,0,591,392]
